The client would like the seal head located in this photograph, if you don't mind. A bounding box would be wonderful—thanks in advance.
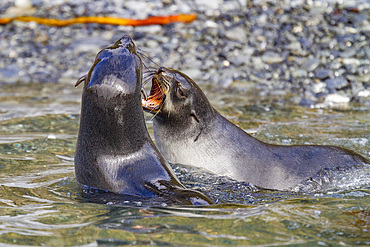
[142,67,370,191]
[74,37,212,205]
[142,67,216,142]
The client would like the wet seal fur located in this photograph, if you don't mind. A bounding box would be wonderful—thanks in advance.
[74,36,212,205]
[142,67,370,191]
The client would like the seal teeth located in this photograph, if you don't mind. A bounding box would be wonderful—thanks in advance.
[141,76,164,111]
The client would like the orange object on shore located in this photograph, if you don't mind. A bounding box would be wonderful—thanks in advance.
[0,14,197,27]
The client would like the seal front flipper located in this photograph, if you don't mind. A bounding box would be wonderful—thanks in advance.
[141,67,370,191]
[74,36,213,205]
[144,181,213,206]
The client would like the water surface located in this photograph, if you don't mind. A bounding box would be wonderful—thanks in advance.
[0,82,369,246]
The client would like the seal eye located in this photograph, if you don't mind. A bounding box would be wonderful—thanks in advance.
[176,86,186,99]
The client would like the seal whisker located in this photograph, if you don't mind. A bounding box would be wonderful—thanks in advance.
[137,49,160,73]
[143,68,157,74]
[143,68,158,75]
[141,87,148,100]
[149,109,161,121]
[143,65,159,74]
[143,64,159,74]
[143,70,157,78]
[143,69,158,86]
[138,49,159,67]
[142,76,153,86]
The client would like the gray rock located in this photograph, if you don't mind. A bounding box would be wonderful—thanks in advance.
[292,69,308,78]
[340,49,357,58]
[195,0,222,9]
[233,54,249,66]
[326,77,349,90]
[225,26,247,43]
[286,42,302,51]
[261,52,284,64]
[302,58,320,72]
[312,82,327,94]
[342,58,360,66]
[322,93,350,108]
[315,69,332,79]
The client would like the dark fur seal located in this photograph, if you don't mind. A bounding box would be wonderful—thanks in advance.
[142,67,370,191]
[74,36,212,205]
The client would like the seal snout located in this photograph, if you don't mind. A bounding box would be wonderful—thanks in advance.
[157,67,166,74]
[157,67,172,79]
[114,35,136,50]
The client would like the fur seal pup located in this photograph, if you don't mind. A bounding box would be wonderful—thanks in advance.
[141,67,370,191]
[74,36,212,205]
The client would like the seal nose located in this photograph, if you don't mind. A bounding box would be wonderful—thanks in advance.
[157,67,166,74]
[120,35,133,46]
[114,35,135,50]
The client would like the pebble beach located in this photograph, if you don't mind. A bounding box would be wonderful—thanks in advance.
[0,0,369,107]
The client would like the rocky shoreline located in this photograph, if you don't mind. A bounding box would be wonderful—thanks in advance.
[0,0,369,107]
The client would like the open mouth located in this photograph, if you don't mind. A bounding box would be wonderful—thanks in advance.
[141,74,166,112]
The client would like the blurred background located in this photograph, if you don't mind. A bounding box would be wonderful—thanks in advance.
[1,0,369,107]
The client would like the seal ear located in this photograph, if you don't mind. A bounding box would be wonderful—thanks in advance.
[190,110,200,123]
[75,75,87,87]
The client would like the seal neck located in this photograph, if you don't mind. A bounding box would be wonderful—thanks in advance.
[78,89,150,155]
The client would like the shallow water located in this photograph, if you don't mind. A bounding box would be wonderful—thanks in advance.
[0,82,369,246]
